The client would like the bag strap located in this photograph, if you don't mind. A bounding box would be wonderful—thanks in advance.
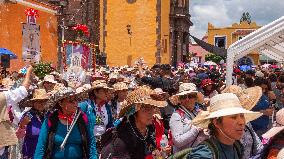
[245,125,255,156]
[233,140,243,159]
[202,139,219,159]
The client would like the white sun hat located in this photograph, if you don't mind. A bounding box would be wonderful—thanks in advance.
[192,93,262,129]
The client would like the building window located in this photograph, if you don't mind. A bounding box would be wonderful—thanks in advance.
[162,39,167,53]
[214,36,226,48]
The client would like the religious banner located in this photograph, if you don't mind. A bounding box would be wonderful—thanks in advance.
[64,43,92,69]
[62,66,86,88]
[22,23,41,64]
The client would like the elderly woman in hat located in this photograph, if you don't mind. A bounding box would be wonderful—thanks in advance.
[169,83,207,153]
[187,93,262,159]
[101,86,171,159]
[110,82,128,119]
[261,108,284,159]
[34,87,97,159]
[222,85,264,159]
[17,89,49,159]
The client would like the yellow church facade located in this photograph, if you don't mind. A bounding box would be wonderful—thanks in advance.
[207,21,261,65]
[99,0,171,66]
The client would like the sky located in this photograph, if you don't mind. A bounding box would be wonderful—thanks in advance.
[190,0,284,38]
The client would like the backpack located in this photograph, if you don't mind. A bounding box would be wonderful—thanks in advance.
[168,139,243,159]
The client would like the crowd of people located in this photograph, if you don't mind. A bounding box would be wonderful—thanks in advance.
[0,59,284,159]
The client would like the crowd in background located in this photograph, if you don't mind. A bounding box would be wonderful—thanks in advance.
[0,59,284,159]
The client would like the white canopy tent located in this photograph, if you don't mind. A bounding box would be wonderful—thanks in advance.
[226,16,284,85]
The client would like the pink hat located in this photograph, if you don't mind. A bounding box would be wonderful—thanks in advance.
[262,108,284,139]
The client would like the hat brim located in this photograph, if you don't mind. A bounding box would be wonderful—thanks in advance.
[118,98,167,118]
[262,126,284,139]
[24,98,49,107]
[241,87,262,110]
[192,107,262,129]
[169,91,204,105]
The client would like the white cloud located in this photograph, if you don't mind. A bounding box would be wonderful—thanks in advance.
[190,0,284,38]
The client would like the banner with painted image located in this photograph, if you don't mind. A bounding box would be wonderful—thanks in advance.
[22,23,41,64]
[65,44,91,69]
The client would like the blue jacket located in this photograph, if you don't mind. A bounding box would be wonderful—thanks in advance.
[80,99,114,129]
[251,94,270,132]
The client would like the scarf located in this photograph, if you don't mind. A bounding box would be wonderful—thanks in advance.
[58,111,75,123]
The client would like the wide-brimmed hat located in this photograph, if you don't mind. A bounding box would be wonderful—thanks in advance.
[113,82,128,91]
[262,108,284,139]
[43,75,58,84]
[192,93,262,129]
[201,79,214,88]
[92,80,112,90]
[75,84,92,101]
[169,83,203,105]
[277,148,284,159]
[25,89,49,107]
[222,85,262,110]
[118,86,167,118]
[45,87,76,110]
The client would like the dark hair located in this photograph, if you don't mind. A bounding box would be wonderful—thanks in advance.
[269,73,277,82]
[208,118,222,137]
[254,77,271,91]
[244,77,254,88]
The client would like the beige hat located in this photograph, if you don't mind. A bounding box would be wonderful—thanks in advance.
[118,86,167,118]
[262,108,284,139]
[24,89,49,107]
[92,80,112,90]
[277,148,284,159]
[170,83,203,105]
[192,93,262,129]
[43,75,57,84]
[255,71,264,78]
[222,85,262,110]
[113,82,128,91]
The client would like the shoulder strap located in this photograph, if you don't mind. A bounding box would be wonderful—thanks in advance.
[233,140,244,159]
[202,139,219,159]
[245,125,255,156]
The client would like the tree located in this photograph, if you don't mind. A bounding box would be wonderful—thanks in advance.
[240,12,252,24]
[205,53,225,64]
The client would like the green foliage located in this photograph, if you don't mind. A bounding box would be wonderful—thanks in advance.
[33,62,52,79]
[205,53,225,63]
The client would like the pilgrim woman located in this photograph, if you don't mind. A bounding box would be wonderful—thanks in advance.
[101,86,171,159]
[34,87,97,159]
[188,93,262,159]
[222,85,264,159]
[169,83,207,153]
[79,80,113,153]
[110,82,128,119]
[18,89,49,159]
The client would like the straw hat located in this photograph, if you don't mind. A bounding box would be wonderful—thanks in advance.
[43,75,58,84]
[192,93,262,129]
[25,89,49,107]
[45,87,76,110]
[118,86,167,118]
[262,108,284,139]
[92,80,112,90]
[169,83,204,105]
[277,148,284,159]
[221,85,262,110]
[113,82,128,91]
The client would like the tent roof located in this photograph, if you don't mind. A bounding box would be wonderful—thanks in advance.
[226,16,284,85]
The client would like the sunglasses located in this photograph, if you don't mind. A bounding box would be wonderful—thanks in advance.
[179,93,197,100]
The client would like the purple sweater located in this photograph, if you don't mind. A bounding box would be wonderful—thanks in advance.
[21,110,44,158]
